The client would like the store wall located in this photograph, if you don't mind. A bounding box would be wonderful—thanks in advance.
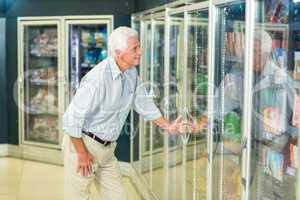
[134,0,176,12]
[0,18,7,144]
[5,0,134,161]
[0,0,4,16]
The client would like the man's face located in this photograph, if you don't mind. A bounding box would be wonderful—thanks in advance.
[118,36,141,67]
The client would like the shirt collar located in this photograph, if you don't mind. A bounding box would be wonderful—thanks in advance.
[109,57,122,80]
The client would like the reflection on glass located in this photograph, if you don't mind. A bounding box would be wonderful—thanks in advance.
[185,9,209,200]
[168,13,184,200]
[69,24,108,97]
[153,19,165,152]
[212,2,245,200]
[23,25,59,145]
[141,21,152,185]
[131,20,141,171]
[249,1,298,199]
[151,18,165,200]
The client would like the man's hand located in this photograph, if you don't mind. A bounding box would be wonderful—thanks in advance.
[153,115,186,134]
[168,115,184,133]
[76,151,95,177]
[189,115,208,134]
[70,137,95,177]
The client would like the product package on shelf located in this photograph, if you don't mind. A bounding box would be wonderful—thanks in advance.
[260,86,288,140]
[81,30,106,48]
[30,67,57,84]
[30,116,59,143]
[263,107,281,135]
[290,143,298,169]
[194,72,208,95]
[224,73,243,101]
[273,48,286,69]
[263,148,284,182]
[30,28,57,57]
[29,88,58,114]
[82,48,106,68]
[292,94,300,127]
[294,51,300,73]
[225,31,245,61]
[265,0,289,24]
[224,111,241,142]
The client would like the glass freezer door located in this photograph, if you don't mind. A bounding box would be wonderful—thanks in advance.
[212,1,245,200]
[22,24,60,146]
[140,20,152,185]
[131,19,141,170]
[68,23,108,97]
[167,12,185,200]
[151,16,165,199]
[185,9,209,200]
[249,1,298,199]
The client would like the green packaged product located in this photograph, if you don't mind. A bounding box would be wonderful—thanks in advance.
[224,112,241,142]
[195,73,208,95]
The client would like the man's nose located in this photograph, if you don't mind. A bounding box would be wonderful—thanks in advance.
[137,48,142,56]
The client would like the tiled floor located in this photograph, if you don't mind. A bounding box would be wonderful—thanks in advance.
[0,157,142,200]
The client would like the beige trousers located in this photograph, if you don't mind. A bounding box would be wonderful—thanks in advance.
[63,135,128,200]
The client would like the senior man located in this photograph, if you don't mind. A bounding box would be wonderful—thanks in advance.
[62,26,184,200]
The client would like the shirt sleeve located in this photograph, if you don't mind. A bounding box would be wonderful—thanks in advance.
[133,76,162,121]
[62,75,103,138]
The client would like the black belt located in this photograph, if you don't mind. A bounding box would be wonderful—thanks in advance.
[82,131,112,146]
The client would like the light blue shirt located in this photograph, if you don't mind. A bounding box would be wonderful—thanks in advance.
[63,57,162,141]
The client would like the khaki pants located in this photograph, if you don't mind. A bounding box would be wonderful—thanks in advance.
[63,135,128,200]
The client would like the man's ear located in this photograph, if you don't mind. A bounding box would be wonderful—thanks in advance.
[115,49,122,58]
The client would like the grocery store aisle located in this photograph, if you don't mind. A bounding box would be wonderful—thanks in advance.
[0,157,142,200]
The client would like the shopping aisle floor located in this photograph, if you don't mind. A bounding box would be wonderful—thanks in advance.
[0,157,142,200]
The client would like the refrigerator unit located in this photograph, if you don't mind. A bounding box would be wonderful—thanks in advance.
[18,16,113,163]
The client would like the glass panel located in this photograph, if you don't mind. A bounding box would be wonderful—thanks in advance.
[185,9,209,200]
[151,17,165,199]
[212,2,245,200]
[249,1,298,200]
[23,25,59,145]
[69,24,108,97]
[141,21,152,185]
[168,12,184,200]
[131,20,141,171]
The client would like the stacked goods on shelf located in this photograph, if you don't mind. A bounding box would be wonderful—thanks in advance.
[30,116,59,144]
[263,148,284,182]
[260,87,287,141]
[294,51,300,73]
[30,67,57,84]
[25,26,59,145]
[30,28,57,57]
[290,143,298,169]
[81,31,106,48]
[265,0,289,24]
[79,29,107,68]
[292,94,300,127]
[29,89,58,114]
[194,73,208,95]
[224,111,241,142]
[225,31,245,60]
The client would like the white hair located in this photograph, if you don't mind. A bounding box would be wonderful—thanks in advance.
[108,26,138,57]
[254,30,272,54]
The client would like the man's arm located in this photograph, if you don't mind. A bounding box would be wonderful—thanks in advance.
[63,76,103,177]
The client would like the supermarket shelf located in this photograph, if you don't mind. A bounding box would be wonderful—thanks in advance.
[30,53,58,58]
[28,112,59,116]
[29,80,57,86]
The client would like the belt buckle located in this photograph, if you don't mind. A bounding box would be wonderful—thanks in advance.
[104,141,109,146]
